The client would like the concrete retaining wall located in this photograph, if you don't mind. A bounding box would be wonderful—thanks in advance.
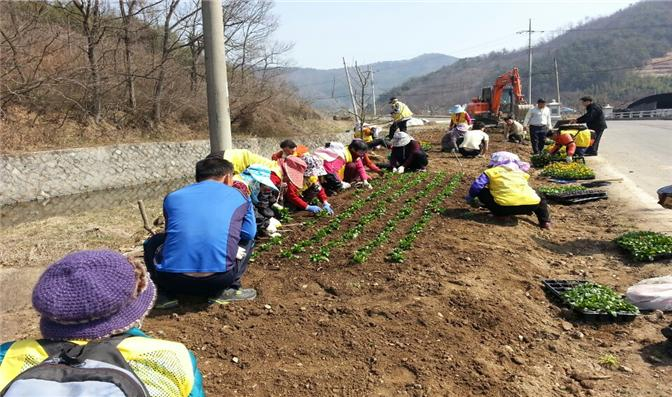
[1,132,352,205]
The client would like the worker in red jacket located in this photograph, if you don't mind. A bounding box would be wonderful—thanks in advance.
[279,155,333,215]
[547,129,576,162]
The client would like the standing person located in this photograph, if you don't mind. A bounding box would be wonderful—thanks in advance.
[524,98,553,155]
[574,96,607,156]
[271,139,309,161]
[0,250,205,397]
[389,131,428,173]
[465,151,551,229]
[459,121,489,158]
[144,157,257,309]
[388,97,413,138]
[504,116,526,143]
[449,104,473,129]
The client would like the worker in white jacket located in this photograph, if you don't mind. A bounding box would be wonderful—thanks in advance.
[523,98,553,155]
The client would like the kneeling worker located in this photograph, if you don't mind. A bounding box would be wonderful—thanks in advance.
[459,121,489,158]
[465,151,551,229]
[144,157,257,308]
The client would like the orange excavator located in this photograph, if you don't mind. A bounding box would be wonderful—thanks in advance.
[466,67,531,123]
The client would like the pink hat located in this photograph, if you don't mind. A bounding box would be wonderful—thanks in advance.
[280,156,306,188]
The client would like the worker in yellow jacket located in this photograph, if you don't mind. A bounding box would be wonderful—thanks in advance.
[0,250,204,397]
[208,148,282,177]
[388,97,413,138]
[466,151,551,229]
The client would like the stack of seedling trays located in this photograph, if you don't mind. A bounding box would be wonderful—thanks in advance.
[537,186,607,205]
[542,279,639,323]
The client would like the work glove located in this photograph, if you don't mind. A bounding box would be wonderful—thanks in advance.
[363,180,373,190]
[269,232,282,238]
[266,217,281,234]
[565,156,573,163]
[323,202,334,215]
[392,167,398,173]
[272,203,284,211]
[236,246,247,260]
[397,166,405,174]
[341,182,352,190]
[306,205,321,214]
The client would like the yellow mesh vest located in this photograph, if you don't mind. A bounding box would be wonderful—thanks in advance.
[0,337,194,397]
[484,166,541,206]
[224,149,282,176]
[562,129,591,148]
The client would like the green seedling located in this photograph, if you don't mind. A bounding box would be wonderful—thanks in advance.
[615,231,672,262]
[562,283,639,317]
[598,354,619,369]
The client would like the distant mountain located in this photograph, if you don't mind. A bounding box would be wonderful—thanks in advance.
[280,53,457,111]
[384,0,672,112]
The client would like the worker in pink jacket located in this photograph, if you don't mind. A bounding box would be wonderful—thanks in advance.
[314,140,372,195]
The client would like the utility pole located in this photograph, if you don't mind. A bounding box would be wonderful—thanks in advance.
[343,57,360,124]
[369,65,377,117]
[202,0,232,152]
[554,58,561,104]
[517,19,542,101]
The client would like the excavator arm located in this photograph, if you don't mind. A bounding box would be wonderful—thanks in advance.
[489,67,526,113]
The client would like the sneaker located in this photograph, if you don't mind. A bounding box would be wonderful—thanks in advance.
[154,293,179,309]
[540,221,552,230]
[209,288,257,305]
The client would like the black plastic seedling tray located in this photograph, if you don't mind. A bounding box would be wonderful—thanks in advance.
[543,190,608,205]
[542,279,638,323]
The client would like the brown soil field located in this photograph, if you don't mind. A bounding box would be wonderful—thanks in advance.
[1,128,671,396]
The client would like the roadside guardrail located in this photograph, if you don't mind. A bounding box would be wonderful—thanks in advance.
[609,109,672,120]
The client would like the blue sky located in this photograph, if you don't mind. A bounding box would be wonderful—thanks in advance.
[272,0,637,69]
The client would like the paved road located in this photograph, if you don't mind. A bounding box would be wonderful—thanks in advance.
[597,120,671,201]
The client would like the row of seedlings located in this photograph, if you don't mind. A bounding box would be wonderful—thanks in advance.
[309,171,431,263]
[387,173,462,263]
[350,171,449,264]
[279,173,410,259]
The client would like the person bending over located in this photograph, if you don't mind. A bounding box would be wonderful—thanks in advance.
[459,121,489,158]
[144,157,257,309]
[466,151,551,229]
[389,131,428,173]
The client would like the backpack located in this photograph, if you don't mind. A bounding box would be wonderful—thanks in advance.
[1,335,149,397]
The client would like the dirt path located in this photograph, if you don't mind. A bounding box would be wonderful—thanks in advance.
[1,128,671,396]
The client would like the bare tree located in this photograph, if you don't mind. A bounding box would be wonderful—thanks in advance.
[68,0,107,123]
[351,62,372,126]
[119,0,137,110]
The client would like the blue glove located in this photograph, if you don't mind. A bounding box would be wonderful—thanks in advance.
[323,203,334,215]
[306,205,321,214]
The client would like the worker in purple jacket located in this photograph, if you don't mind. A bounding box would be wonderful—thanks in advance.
[144,157,257,309]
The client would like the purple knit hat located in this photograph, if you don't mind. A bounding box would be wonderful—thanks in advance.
[32,250,156,340]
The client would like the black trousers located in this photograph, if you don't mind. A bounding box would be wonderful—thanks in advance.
[529,125,548,154]
[459,147,480,158]
[143,233,254,297]
[321,173,343,196]
[388,119,409,138]
[586,128,605,155]
[367,138,386,149]
[477,189,550,224]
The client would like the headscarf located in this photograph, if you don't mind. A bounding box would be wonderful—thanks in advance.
[391,131,413,147]
[303,154,327,177]
[488,151,530,172]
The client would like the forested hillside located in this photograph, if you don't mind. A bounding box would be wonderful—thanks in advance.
[280,53,457,111]
[385,0,672,113]
[0,0,331,152]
